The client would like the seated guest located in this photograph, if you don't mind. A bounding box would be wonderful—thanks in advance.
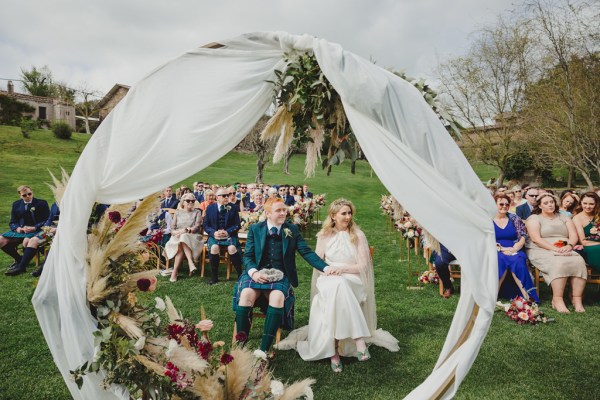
[515,187,539,220]
[512,185,525,207]
[525,193,587,313]
[505,188,517,213]
[203,187,243,284]
[144,205,172,246]
[559,190,579,218]
[433,244,456,299]
[164,193,203,282]
[267,187,278,200]
[178,186,192,200]
[573,192,600,273]
[248,191,265,213]
[161,187,179,210]
[287,186,298,205]
[228,187,244,212]
[2,185,50,275]
[9,202,59,277]
[493,194,539,302]
[295,185,305,203]
[193,181,204,202]
[303,184,313,199]
[198,189,216,212]
[238,184,251,209]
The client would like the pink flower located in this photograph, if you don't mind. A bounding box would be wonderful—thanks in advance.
[220,353,234,365]
[196,319,213,332]
[517,312,529,321]
[108,211,122,223]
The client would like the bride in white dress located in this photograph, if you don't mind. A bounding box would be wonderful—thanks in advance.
[278,199,398,372]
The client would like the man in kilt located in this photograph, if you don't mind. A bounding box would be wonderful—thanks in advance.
[233,197,328,352]
[203,187,243,284]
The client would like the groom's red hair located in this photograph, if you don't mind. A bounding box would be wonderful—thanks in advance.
[264,197,284,212]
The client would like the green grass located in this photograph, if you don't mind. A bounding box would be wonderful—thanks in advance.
[1,126,600,399]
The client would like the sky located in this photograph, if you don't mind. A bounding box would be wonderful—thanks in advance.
[0,0,513,97]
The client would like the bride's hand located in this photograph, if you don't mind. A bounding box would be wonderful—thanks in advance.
[325,266,342,276]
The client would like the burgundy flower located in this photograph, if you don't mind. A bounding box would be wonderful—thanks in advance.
[220,353,234,365]
[197,340,213,360]
[137,277,157,292]
[235,331,248,343]
[108,211,122,224]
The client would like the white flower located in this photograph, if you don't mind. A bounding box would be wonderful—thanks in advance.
[283,228,293,238]
[134,336,146,351]
[155,297,166,311]
[166,339,178,357]
[30,207,36,212]
[403,221,412,228]
[258,215,266,222]
[407,230,415,238]
[155,316,161,326]
[304,386,314,400]
[270,380,284,397]
[253,349,267,360]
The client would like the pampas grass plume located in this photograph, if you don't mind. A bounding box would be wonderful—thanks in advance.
[169,346,209,373]
[133,355,165,377]
[189,375,225,400]
[225,348,254,398]
[165,296,183,324]
[280,378,316,400]
[112,313,144,339]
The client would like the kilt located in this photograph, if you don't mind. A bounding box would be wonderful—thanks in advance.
[207,236,240,249]
[232,273,295,330]
[2,230,41,239]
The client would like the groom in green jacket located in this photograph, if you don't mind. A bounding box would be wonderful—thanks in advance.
[234,197,328,352]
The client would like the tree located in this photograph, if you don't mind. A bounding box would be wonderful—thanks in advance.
[20,65,55,97]
[0,95,35,125]
[437,18,536,186]
[75,83,101,134]
[520,0,600,189]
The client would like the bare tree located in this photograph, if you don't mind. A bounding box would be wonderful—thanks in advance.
[438,17,536,186]
[75,83,101,134]
[521,0,600,188]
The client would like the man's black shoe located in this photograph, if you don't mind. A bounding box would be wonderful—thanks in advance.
[5,261,17,271]
[31,265,44,277]
[5,266,26,276]
[207,280,219,285]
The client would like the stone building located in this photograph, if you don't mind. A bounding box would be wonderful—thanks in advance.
[97,83,130,121]
[0,80,76,128]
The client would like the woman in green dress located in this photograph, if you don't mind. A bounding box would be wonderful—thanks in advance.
[573,192,600,272]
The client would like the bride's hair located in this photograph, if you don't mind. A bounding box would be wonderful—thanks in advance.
[318,198,359,244]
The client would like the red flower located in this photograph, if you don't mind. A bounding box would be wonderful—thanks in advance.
[137,277,157,292]
[197,340,213,360]
[235,331,248,343]
[220,353,234,365]
[108,211,122,224]
[553,240,567,248]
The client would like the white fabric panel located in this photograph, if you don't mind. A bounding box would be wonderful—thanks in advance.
[32,31,497,399]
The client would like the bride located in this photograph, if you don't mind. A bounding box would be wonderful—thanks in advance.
[278,199,398,372]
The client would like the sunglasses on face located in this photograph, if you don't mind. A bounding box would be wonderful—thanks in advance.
[184,199,195,204]
[217,194,228,197]
[240,186,247,189]
[21,192,33,197]
[498,203,509,207]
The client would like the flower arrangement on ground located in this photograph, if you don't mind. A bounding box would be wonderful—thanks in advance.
[380,194,394,217]
[419,270,439,285]
[71,194,315,399]
[503,296,552,325]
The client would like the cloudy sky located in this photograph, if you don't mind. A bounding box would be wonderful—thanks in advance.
[0,0,512,97]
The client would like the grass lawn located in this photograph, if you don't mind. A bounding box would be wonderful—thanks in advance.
[1,126,599,399]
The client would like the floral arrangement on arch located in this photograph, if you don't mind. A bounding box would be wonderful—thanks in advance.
[419,270,439,285]
[380,195,394,217]
[395,219,421,240]
[502,296,552,325]
[287,195,326,227]
[71,194,315,399]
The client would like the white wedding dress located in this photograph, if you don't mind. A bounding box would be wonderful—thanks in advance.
[278,229,399,359]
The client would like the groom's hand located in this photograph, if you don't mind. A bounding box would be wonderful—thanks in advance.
[251,271,268,284]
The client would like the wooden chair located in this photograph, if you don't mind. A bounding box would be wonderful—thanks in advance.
[531,263,600,295]
[200,244,234,280]
[439,260,461,296]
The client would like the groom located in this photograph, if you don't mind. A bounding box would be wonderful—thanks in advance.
[234,197,328,352]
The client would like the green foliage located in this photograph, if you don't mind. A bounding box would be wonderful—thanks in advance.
[0,95,35,126]
[19,118,39,139]
[52,121,73,140]
[504,150,533,180]
[20,65,55,97]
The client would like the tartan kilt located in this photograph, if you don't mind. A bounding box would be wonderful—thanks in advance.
[207,236,240,249]
[232,273,295,330]
[2,230,41,239]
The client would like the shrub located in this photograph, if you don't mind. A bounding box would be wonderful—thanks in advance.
[52,121,73,140]
[20,118,39,139]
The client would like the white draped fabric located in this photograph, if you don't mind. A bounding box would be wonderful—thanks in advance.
[32,31,497,399]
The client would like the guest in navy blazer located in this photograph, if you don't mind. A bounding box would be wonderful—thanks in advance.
[161,187,180,210]
[303,184,313,199]
[203,187,243,284]
[515,187,539,221]
[1,185,50,272]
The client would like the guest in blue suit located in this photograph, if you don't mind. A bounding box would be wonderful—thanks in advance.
[233,197,328,352]
[1,185,50,274]
[161,187,180,210]
[15,202,60,277]
[193,181,204,202]
[303,184,313,199]
[515,187,539,221]
[203,187,243,284]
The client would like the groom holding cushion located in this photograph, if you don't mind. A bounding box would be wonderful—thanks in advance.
[233,197,329,352]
